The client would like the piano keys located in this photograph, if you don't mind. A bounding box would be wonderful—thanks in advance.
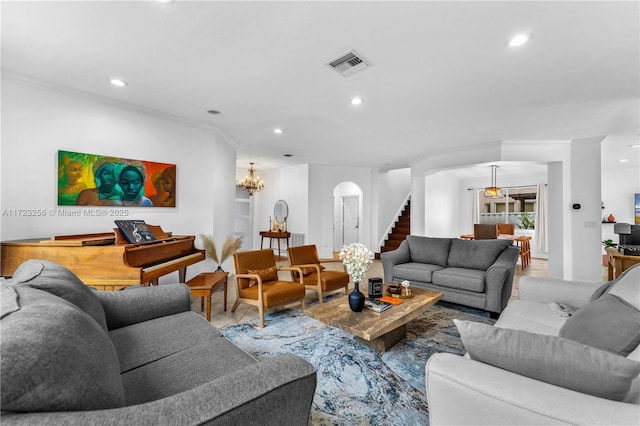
[0,226,205,290]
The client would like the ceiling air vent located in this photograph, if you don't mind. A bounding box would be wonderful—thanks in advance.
[327,50,371,77]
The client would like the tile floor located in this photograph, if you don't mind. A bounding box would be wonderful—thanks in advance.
[190,255,605,329]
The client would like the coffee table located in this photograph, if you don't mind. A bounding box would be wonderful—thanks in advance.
[305,284,444,352]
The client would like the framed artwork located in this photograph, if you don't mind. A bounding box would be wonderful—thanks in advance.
[635,193,640,225]
[58,150,176,207]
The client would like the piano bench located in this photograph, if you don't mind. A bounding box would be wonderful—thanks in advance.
[186,272,229,321]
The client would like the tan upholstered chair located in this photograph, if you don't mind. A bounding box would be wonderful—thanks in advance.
[287,245,350,304]
[474,224,499,240]
[497,223,515,235]
[232,249,306,328]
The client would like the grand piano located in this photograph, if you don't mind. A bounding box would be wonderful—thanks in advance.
[0,225,205,290]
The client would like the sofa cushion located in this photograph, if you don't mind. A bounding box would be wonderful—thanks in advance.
[111,311,223,373]
[392,262,444,283]
[407,236,451,267]
[121,338,257,405]
[455,319,640,401]
[8,259,108,331]
[495,300,568,336]
[432,268,486,293]
[447,239,511,270]
[0,284,125,412]
[559,294,640,357]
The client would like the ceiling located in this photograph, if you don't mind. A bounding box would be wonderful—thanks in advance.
[2,1,639,173]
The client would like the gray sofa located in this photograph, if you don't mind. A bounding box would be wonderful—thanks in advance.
[381,236,519,316]
[1,259,316,425]
[426,264,640,425]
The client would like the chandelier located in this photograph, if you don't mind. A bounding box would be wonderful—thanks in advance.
[237,162,264,196]
[484,165,504,198]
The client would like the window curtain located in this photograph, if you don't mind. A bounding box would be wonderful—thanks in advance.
[471,188,480,225]
[535,183,548,253]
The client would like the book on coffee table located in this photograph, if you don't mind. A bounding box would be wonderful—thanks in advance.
[364,299,393,314]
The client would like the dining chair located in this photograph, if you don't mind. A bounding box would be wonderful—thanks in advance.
[232,249,305,328]
[497,223,515,235]
[473,224,499,240]
[287,245,350,304]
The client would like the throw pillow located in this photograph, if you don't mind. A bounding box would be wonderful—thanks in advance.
[9,259,108,331]
[1,285,125,412]
[247,266,279,287]
[447,239,512,270]
[300,265,325,276]
[454,319,640,401]
[559,294,640,357]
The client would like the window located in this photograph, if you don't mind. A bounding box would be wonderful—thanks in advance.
[478,186,537,229]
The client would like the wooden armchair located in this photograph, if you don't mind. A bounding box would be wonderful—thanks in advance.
[287,245,350,304]
[232,249,306,328]
[474,224,499,240]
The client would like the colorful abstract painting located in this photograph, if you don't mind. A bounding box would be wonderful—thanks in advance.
[58,150,176,207]
[635,193,640,225]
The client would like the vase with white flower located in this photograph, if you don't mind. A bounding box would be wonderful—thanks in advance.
[339,242,373,312]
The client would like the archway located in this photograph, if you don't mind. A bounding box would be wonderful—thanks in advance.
[333,181,363,252]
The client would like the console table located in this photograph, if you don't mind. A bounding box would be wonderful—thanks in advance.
[259,231,291,258]
[605,247,640,280]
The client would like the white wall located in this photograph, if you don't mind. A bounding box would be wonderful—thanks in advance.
[424,171,461,237]
[308,164,375,258]
[568,138,604,280]
[1,75,237,280]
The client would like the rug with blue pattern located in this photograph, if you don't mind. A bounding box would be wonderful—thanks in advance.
[222,301,494,425]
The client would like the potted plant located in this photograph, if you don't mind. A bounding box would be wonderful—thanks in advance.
[601,239,617,266]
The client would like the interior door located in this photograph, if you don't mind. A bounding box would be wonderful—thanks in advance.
[342,195,359,246]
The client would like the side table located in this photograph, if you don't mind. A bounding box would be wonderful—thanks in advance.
[605,247,640,280]
[186,271,229,321]
[259,231,291,258]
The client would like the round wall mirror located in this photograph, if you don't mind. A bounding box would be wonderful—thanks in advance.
[273,200,289,224]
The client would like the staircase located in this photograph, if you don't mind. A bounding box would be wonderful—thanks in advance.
[376,199,410,259]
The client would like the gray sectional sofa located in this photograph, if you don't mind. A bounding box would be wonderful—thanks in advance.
[381,235,519,316]
[427,264,640,425]
[1,259,316,425]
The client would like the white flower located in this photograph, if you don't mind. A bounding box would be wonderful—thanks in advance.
[338,242,374,283]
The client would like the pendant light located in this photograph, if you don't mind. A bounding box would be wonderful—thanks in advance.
[484,165,504,198]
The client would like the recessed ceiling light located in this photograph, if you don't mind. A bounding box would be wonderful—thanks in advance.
[508,34,530,47]
[274,128,284,134]
[620,158,629,162]
[156,0,174,4]
[351,97,363,105]
[109,78,128,87]
[629,143,640,148]
[283,154,293,157]
[207,110,221,115]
